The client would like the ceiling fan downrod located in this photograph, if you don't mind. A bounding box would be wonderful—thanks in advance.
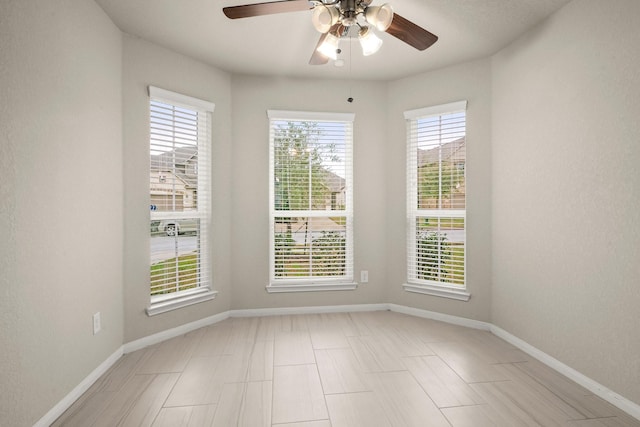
[340,0,359,26]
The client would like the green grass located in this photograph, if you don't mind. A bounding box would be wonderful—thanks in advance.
[329,217,346,226]
[275,242,346,278]
[416,241,465,286]
[150,253,198,295]
[445,244,465,285]
[421,217,465,229]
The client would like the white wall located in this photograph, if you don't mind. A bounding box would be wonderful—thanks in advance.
[122,36,233,342]
[386,58,493,322]
[492,0,640,406]
[230,75,389,309]
[0,1,123,425]
[4,0,640,423]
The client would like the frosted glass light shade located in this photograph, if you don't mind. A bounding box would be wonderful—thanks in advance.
[312,5,339,33]
[364,3,394,31]
[359,27,383,56]
[317,32,340,60]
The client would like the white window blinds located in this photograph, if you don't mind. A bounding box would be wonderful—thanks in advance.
[148,87,214,311]
[405,101,467,292]
[268,110,354,289]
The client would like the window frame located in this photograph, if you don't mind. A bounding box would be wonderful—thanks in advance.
[267,109,356,293]
[146,86,217,316]
[404,101,470,301]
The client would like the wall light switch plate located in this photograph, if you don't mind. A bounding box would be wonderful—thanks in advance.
[93,312,101,335]
[360,270,369,283]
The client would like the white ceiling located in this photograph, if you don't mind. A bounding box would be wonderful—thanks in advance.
[95,0,572,81]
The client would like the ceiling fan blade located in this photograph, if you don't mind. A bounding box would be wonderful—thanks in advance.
[385,13,438,51]
[223,0,313,19]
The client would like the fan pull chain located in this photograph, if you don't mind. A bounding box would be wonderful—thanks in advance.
[347,35,354,103]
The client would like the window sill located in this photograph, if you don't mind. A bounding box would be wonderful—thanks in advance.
[266,282,358,293]
[146,287,218,316]
[403,283,471,301]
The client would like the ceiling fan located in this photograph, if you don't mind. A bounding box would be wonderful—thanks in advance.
[223,0,438,65]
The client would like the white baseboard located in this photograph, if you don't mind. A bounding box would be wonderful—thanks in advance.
[34,346,124,427]
[123,310,230,354]
[387,303,491,331]
[230,303,389,318]
[38,303,640,424]
[491,325,640,421]
[122,305,387,353]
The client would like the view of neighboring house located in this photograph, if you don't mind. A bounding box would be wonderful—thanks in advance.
[273,166,347,244]
[150,147,198,212]
[417,136,465,209]
[320,168,346,211]
[274,167,346,212]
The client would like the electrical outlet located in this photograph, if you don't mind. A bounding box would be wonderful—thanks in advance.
[360,270,369,283]
[93,312,101,335]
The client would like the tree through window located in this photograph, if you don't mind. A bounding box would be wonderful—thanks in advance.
[405,101,467,297]
[268,110,354,291]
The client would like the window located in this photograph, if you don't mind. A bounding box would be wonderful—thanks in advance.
[404,101,470,301]
[147,86,216,315]
[268,110,355,292]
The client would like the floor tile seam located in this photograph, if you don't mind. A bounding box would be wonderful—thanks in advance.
[401,358,473,409]
[383,365,448,415]
[498,378,594,427]
[477,379,581,427]
[322,389,375,396]
[240,379,273,384]
[51,387,117,427]
[119,350,159,387]
[437,402,493,410]
[271,363,329,425]
[237,332,260,383]
[467,378,514,386]
[416,349,477,388]
[96,357,133,393]
[311,345,352,352]
[135,369,186,375]
[100,373,161,427]
[231,381,251,426]
[273,361,320,367]
[141,373,187,427]
[409,355,488,409]
[113,375,159,420]
[362,368,418,385]
[160,402,219,409]
[161,366,235,409]
[471,382,536,425]
[159,370,192,415]
[566,415,621,423]
[162,400,220,409]
[313,352,331,427]
[323,390,397,427]
[272,418,332,425]
[498,374,592,423]
[500,363,600,419]
[509,361,604,419]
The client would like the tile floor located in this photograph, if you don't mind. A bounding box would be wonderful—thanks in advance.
[53,311,640,426]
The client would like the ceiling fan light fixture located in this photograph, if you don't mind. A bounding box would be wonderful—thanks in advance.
[317,32,341,60]
[358,26,383,56]
[364,3,394,31]
[311,5,339,33]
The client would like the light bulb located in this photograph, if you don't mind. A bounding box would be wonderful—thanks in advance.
[359,27,383,56]
[317,32,340,60]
